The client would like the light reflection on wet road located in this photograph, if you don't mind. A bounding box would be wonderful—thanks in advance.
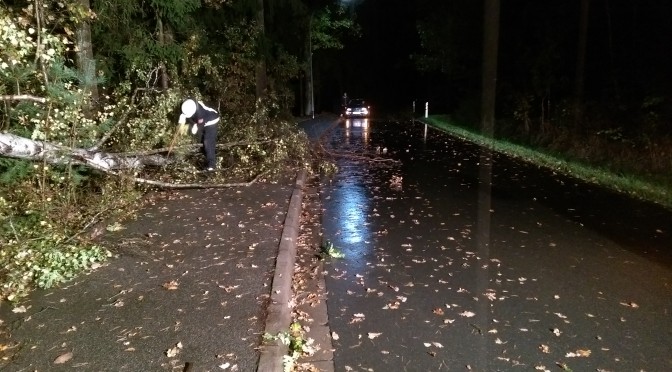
[302,116,672,371]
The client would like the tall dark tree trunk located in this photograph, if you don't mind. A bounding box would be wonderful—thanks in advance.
[629,3,639,90]
[255,0,268,100]
[574,0,590,127]
[604,0,619,100]
[158,17,169,90]
[481,0,500,139]
[76,0,99,106]
[304,29,313,117]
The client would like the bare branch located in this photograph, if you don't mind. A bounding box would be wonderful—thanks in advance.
[112,169,270,189]
[63,169,270,244]
[120,140,275,157]
[313,136,399,164]
[63,207,115,245]
[0,95,47,103]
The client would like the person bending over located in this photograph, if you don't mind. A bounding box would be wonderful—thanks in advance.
[178,98,220,171]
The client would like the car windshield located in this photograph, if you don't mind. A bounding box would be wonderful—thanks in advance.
[348,99,366,107]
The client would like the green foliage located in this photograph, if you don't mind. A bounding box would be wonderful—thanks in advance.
[0,159,139,301]
[180,19,260,113]
[263,322,315,372]
[0,182,115,301]
[319,240,344,259]
[0,236,111,301]
[312,4,360,51]
[92,0,200,81]
[0,4,70,96]
[0,158,33,184]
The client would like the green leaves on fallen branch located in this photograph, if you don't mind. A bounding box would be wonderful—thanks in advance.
[318,240,344,259]
[263,322,315,372]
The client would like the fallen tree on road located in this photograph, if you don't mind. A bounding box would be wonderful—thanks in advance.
[0,131,286,189]
[0,132,170,171]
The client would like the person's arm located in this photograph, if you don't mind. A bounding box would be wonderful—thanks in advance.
[178,113,188,124]
[177,114,190,135]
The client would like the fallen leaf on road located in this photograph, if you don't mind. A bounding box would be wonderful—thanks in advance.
[459,311,475,317]
[566,349,591,357]
[53,351,73,364]
[619,301,639,308]
[162,280,179,290]
[368,332,382,339]
[219,285,240,292]
[556,362,571,370]
[383,301,400,310]
[165,342,183,357]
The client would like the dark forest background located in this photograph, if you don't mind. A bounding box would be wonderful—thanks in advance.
[323,0,672,125]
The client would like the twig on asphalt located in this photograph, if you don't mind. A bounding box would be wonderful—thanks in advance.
[126,169,270,189]
[314,139,399,164]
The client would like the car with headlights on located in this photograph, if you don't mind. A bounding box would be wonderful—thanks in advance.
[344,99,370,118]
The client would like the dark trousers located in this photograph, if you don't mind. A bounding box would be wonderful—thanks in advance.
[200,124,218,168]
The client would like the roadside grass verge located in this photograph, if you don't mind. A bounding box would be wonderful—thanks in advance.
[421,115,672,210]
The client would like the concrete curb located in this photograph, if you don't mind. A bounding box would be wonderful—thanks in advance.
[257,169,307,372]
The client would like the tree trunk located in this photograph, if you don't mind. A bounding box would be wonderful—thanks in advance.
[574,0,590,127]
[304,18,314,117]
[255,0,268,100]
[604,0,619,100]
[481,0,500,139]
[158,17,169,90]
[0,133,168,171]
[75,0,99,106]
[304,51,313,116]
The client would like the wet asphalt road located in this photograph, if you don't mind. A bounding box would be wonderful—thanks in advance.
[302,116,672,371]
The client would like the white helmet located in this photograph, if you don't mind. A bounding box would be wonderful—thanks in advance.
[181,99,197,118]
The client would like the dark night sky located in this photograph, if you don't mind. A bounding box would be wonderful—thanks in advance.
[316,0,672,117]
